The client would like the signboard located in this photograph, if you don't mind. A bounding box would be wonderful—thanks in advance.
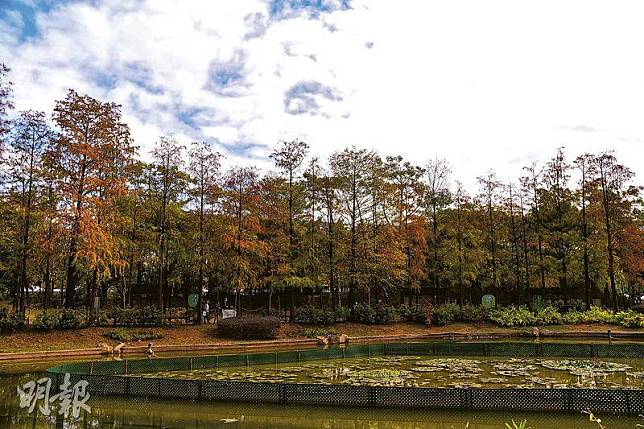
[222,309,237,319]
[187,294,199,309]
[482,294,496,308]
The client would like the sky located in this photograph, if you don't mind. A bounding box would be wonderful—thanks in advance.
[1,0,643,187]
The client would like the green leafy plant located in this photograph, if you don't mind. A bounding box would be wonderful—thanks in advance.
[0,308,25,333]
[488,306,536,327]
[432,303,461,326]
[351,304,376,324]
[398,304,427,324]
[32,310,60,331]
[351,304,400,324]
[33,308,86,330]
[106,306,164,327]
[334,306,350,322]
[613,310,644,328]
[460,304,489,323]
[579,306,615,324]
[293,305,337,325]
[536,305,563,325]
[57,308,87,329]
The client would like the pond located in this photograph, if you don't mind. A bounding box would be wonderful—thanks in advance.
[2,341,644,428]
[136,355,644,389]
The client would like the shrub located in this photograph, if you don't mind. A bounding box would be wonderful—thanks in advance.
[432,303,461,326]
[374,305,400,324]
[33,309,86,330]
[536,306,563,325]
[104,330,163,342]
[460,304,489,323]
[293,306,336,325]
[350,304,399,324]
[488,306,536,327]
[351,304,376,324]
[562,310,583,324]
[218,316,280,340]
[108,306,164,327]
[261,308,280,317]
[529,296,545,313]
[334,306,350,322]
[399,304,426,323]
[614,310,644,328]
[137,305,164,326]
[0,308,25,333]
[567,299,586,312]
[579,306,615,324]
[57,308,87,329]
[33,310,60,331]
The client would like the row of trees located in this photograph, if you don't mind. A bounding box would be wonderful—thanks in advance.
[0,64,642,319]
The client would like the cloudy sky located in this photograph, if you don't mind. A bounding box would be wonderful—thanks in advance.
[1,0,643,186]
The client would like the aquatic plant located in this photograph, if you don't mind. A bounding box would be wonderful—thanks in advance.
[540,359,631,376]
[505,420,531,429]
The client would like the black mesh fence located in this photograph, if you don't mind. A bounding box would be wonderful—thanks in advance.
[46,341,644,414]
[45,373,644,414]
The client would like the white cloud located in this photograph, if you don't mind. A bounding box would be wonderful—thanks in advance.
[1,0,643,188]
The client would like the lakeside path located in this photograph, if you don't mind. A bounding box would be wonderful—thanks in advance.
[1,322,642,362]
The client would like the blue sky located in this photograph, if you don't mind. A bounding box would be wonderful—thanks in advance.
[1,0,643,185]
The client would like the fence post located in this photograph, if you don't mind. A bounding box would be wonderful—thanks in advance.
[280,384,288,404]
[197,380,203,400]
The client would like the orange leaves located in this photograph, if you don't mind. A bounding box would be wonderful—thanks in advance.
[52,90,136,292]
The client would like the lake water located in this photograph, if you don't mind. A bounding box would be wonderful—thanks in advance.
[1,345,644,428]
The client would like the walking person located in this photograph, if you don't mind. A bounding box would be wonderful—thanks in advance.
[202,300,210,324]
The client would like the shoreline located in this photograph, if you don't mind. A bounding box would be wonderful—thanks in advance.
[2,326,643,363]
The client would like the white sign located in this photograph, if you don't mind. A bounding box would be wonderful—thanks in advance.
[221,309,237,319]
[17,373,91,418]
